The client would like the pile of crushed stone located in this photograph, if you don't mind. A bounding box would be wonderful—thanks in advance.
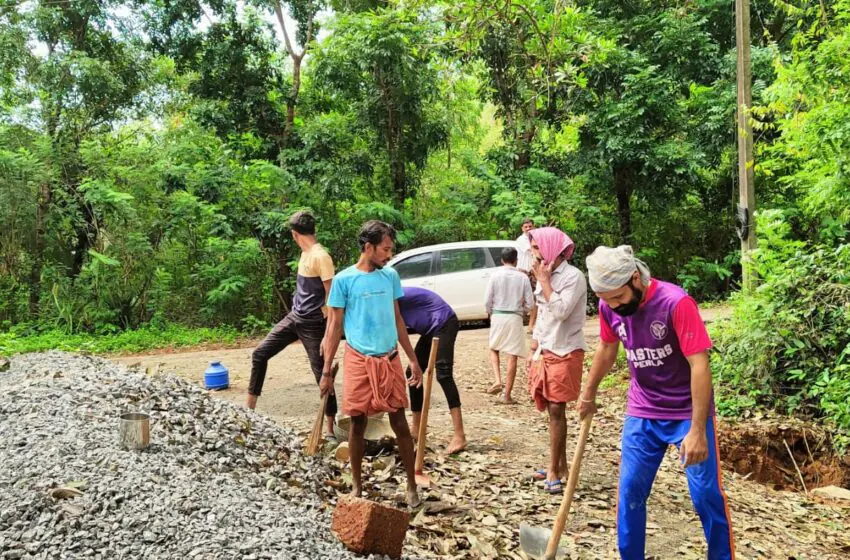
[0,352,390,559]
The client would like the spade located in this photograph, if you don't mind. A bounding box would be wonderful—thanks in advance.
[520,413,594,559]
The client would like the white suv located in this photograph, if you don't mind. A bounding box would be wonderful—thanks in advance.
[388,240,517,321]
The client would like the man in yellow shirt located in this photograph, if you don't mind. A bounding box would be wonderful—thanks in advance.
[247,211,337,437]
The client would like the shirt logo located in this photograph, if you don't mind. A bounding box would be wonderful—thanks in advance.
[361,289,387,299]
[650,321,668,341]
[616,323,627,341]
[627,344,674,368]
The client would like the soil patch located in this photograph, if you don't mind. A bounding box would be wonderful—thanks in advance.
[719,417,850,492]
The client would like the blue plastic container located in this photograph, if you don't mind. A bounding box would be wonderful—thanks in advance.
[204,361,229,390]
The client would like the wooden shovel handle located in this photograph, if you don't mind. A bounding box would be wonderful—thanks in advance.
[314,393,329,432]
[306,393,330,456]
[307,362,337,456]
[544,413,594,558]
[414,337,440,472]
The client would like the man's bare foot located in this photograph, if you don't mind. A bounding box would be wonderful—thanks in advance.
[246,394,258,410]
[500,396,517,405]
[406,487,421,508]
[446,435,467,455]
[350,484,362,498]
[486,383,502,395]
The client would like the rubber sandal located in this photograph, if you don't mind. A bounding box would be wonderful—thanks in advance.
[531,469,547,481]
[486,383,503,395]
[497,390,517,405]
[544,480,563,494]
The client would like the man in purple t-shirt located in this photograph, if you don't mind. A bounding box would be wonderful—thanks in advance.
[579,246,735,560]
[397,286,467,454]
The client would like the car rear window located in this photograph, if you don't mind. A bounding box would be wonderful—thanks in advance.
[488,247,506,265]
[439,248,487,274]
[394,252,432,280]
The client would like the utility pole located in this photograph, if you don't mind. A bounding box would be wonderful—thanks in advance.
[736,0,756,291]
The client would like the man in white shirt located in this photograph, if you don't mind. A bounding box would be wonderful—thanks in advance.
[526,227,587,495]
[485,247,535,403]
[515,218,538,333]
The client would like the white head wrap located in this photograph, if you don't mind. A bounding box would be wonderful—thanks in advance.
[585,245,651,293]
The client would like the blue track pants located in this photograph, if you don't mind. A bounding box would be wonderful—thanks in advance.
[618,415,735,559]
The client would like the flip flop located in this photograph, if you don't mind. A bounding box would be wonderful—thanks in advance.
[486,383,503,395]
[497,390,517,405]
[531,469,547,481]
[544,479,563,494]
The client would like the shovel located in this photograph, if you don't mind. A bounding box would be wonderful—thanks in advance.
[520,413,594,559]
[414,337,440,487]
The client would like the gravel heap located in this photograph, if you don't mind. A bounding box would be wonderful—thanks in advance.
[0,352,378,560]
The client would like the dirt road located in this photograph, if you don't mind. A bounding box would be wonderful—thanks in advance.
[115,308,850,559]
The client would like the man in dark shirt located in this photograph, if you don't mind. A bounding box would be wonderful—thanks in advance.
[247,211,337,437]
[397,286,467,454]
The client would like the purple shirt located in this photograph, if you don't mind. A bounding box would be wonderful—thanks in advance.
[398,287,456,336]
[600,281,713,420]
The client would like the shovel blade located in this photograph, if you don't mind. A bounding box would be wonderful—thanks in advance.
[414,471,431,488]
[519,523,568,560]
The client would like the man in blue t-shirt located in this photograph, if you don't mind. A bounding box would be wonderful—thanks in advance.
[321,221,423,506]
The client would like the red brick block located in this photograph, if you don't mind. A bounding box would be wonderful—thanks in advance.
[332,495,410,559]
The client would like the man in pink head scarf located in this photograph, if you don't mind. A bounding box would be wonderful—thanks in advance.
[526,227,587,494]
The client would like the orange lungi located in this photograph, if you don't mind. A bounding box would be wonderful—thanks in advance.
[342,344,409,417]
[528,349,584,412]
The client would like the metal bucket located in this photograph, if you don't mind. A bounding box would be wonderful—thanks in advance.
[334,415,396,456]
[119,412,150,450]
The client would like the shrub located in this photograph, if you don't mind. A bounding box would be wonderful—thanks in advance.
[712,237,850,450]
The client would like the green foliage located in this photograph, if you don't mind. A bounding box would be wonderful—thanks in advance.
[712,237,850,448]
[183,10,288,159]
[312,7,448,204]
[0,323,242,356]
[5,0,769,338]
[599,346,630,391]
[197,237,266,322]
[677,253,736,302]
[444,0,760,282]
[755,0,850,230]
[711,1,850,450]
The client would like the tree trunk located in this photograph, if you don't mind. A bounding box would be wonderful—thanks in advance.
[514,131,534,171]
[282,55,302,148]
[514,97,538,170]
[613,164,635,244]
[386,100,406,204]
[274,2,313,151]
[275,249,291,317]
[390,144,406,204]
[29,182,51,316]
[70,199,95,278]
